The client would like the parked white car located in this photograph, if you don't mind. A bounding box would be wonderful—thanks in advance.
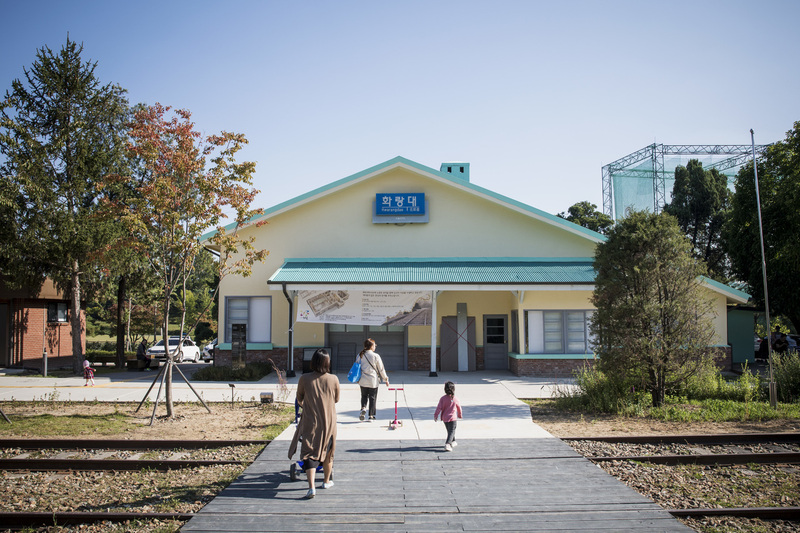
[202,338,217,363]
[146,336,201,363]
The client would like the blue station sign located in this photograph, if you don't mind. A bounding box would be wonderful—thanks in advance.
[375,193,426,216]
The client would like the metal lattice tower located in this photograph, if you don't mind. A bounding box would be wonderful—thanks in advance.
[602,144,769,220]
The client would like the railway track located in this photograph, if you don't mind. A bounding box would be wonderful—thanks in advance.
[0,438,269,471]
[565,432,800,524]
[565,432,800,465]
[0,511,195,528]
[0,439,269,529]
[0,438,268,449]
[563,432,800,445]
[1,435,798,529]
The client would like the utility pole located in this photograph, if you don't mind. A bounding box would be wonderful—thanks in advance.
[751,129,777,408]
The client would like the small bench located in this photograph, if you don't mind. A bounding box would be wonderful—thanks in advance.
[126,359,155,370]
[93,355,118,367]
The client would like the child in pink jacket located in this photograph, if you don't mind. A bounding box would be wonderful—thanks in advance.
[433,381,462,451]
[83,360,95,386]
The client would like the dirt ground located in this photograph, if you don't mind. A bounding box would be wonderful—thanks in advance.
[0,401,293,440]
[2,399,798,440]
[527,399,800,438]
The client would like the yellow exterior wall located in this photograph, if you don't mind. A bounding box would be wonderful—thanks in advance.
[218,166,597,345]
[707,288,729,346]
[520,290,594,310]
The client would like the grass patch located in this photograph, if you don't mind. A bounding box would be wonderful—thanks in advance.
[646,398,800,422]
[0,412,133,437]
[260,403,295,440]
[525,396,800,423]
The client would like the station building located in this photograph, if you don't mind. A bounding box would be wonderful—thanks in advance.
[208,156,750,376]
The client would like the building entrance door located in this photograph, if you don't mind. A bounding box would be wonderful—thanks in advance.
[440,316,476,371]
[328,325,406,372]
[484,315,508,370]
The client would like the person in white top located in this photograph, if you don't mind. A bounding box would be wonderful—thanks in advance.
[357,338,389,421]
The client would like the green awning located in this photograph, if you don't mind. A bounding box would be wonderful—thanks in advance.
[268,258,596,285]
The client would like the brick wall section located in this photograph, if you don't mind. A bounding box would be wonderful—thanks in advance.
[408,347,438,371]
[409,347,488,371]
[216,345,734,378]
[216,348,296,373]
[509,358,594,378]
[509,347,732,378]
[9,299,84,371]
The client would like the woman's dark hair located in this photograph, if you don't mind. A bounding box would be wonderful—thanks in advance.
[359,338,376,357]
[444,381,455,396]
[311,348,331,374]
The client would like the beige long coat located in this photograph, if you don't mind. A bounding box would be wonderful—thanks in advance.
[289,372,340,463]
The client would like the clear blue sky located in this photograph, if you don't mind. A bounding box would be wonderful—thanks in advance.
[3,0,798,216]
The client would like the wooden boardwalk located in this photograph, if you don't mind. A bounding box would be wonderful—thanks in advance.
[183,438,692,532]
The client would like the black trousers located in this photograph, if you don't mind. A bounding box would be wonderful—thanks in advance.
[444,420,457,445]
[360,386,378,417]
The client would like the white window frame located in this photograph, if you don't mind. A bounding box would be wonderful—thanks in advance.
[527,310,595,354]
[225,296,272,344]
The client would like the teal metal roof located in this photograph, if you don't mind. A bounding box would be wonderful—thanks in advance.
[700,276,751,303]
[268,258,597,285]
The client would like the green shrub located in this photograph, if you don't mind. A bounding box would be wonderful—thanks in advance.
[85,350,135,362]
[677,362,764,404]
[86,341,117,352]
[554,363,639,413]
[774,352,800,403]
[192,361,275,382]
[557,360,772,415]
[679,357,723,399]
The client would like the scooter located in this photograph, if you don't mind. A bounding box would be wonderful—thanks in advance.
[388,387,404,430]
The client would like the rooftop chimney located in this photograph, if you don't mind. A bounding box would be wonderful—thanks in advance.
[440,162,470,182]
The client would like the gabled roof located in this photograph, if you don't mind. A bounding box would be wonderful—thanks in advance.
[203,156,606,243]
[700,276,751,304]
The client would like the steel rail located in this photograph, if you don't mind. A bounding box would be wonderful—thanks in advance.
[0,458,248,471]
[590,452,800,466]
[562,432,800,445]
[0,511,194,528]
[0,438,268,450]
[3,507,798,529]
[669,506,800,520]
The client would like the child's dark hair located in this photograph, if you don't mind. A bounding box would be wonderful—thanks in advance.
[444,381,455,396]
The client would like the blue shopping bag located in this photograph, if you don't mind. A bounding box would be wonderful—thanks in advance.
[347,359,362,383]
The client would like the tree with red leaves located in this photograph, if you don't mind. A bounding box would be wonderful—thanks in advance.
[105,103,267,418]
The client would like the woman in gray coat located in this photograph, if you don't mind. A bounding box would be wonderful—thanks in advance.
[357,338,389,421]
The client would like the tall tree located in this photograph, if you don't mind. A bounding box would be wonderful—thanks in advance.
[725,121,800,331]
[0,39,129,372]
[663,159,730,279]
[104,104,267,417]
[557,201,613,234]
[591,211,715,407]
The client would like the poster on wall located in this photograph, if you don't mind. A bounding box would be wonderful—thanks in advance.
[296,290,432,326]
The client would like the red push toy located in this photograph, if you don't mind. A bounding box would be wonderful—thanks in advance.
[388,387,404,429]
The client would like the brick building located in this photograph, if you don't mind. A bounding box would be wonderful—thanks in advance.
[0,278,85,372]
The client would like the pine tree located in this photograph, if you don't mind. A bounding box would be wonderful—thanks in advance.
[0,39,130,372]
